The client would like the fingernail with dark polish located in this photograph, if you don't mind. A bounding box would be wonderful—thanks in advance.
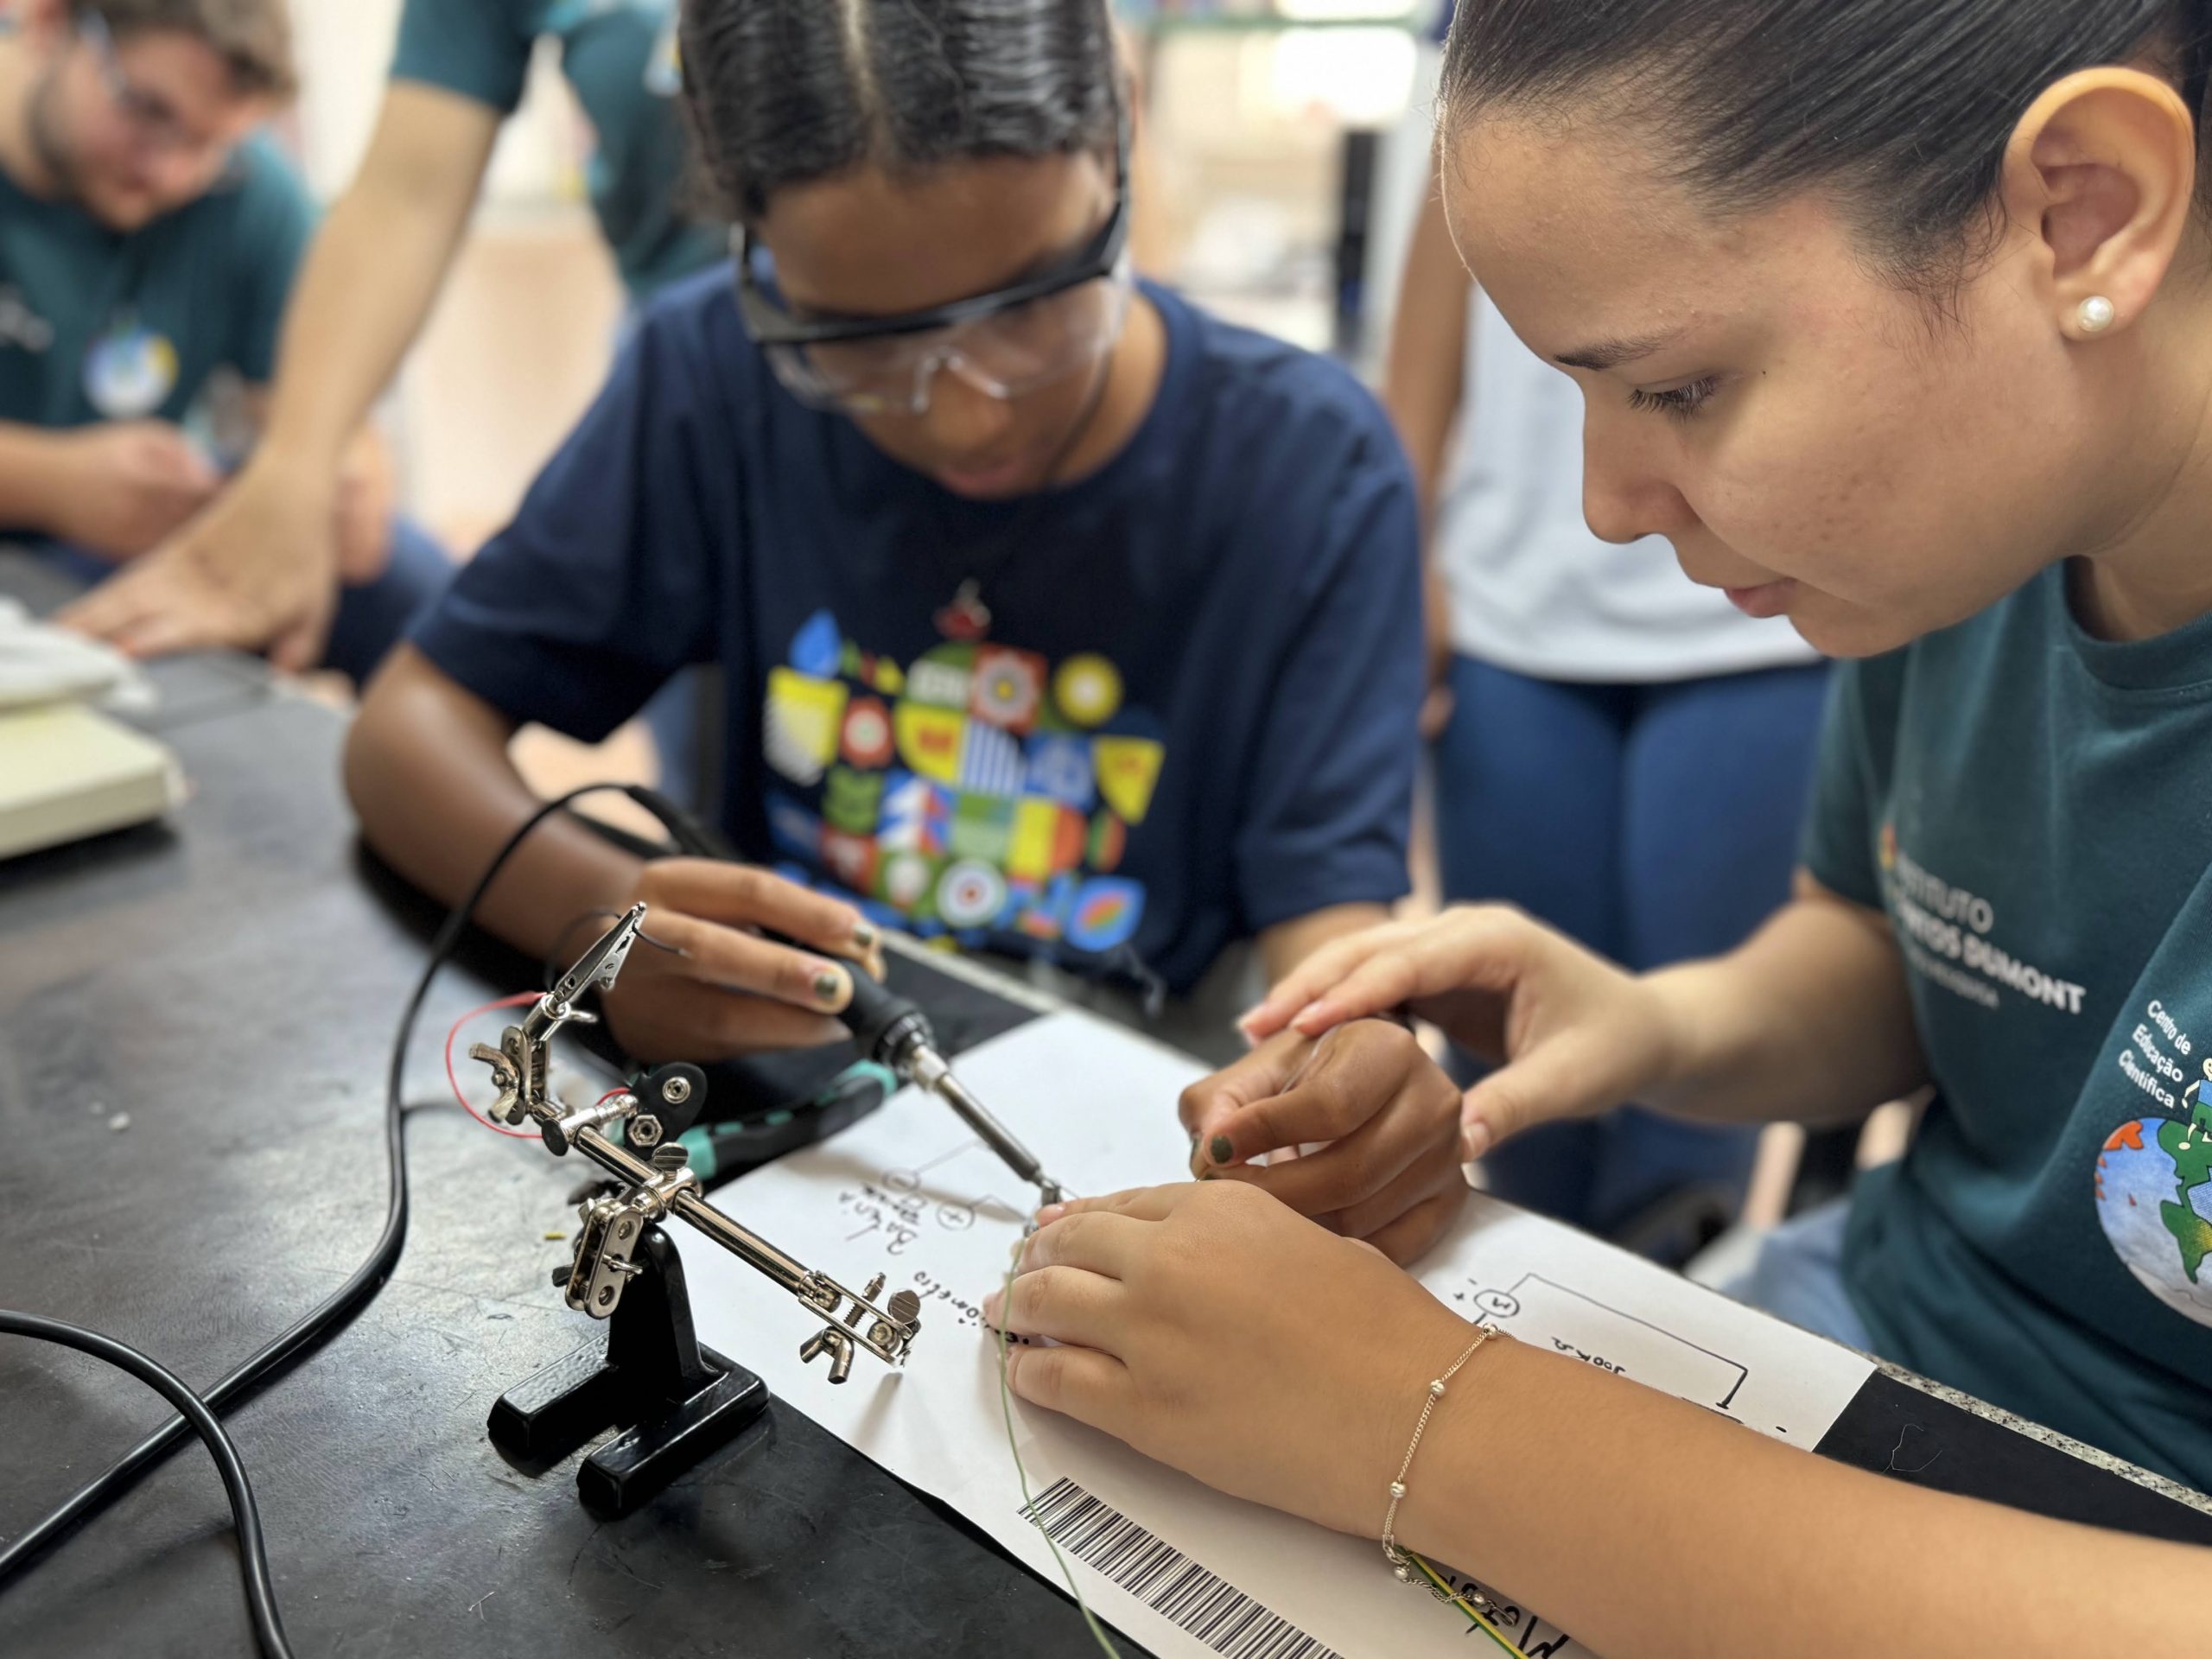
[813,967,849,1006]
[853,920,879,950]
[1210,1135,1234,1166]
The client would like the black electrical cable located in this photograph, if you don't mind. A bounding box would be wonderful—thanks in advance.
[0,1311,294,1659]
[0,783,669,1589]
[627,784,734,861]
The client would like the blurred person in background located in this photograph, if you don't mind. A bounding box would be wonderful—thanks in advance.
[0,0,447,682]
[57,0,720,670]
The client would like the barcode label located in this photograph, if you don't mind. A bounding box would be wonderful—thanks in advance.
[1020,1477,1344,1659]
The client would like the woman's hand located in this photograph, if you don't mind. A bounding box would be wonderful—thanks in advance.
[985,1180,1477,1536]
[598,858,884,1060]
[58,451,339,669]
[42,422,221,562]
[1237,906,1681,1160]
[1179,1020,1467,1263]
[332,431,398,585]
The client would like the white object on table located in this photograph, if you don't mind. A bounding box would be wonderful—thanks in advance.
[0,702,182,861]
[0,596,154,714]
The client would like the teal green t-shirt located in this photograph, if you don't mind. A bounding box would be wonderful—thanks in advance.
[0,134,312,449]
[1805,564,2212,1492]
[390,0,724,299]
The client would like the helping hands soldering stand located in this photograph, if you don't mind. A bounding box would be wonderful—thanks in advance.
[473,905,922,1514]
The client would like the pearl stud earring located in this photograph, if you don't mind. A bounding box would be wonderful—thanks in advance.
[2077,295,2118,334]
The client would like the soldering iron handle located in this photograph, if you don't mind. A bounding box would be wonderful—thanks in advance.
[760,923,929,1064]
[836,964,931,1065]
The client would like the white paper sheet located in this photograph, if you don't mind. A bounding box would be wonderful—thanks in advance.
[0,596,152,713]
[674,1012,1874,1659]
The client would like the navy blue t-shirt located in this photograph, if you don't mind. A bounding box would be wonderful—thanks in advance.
[413,274,1421,995]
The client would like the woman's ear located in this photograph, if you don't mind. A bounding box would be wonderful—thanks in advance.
[1999,66,2199,340]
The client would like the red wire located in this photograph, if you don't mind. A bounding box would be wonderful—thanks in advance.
[444,992,550,1140]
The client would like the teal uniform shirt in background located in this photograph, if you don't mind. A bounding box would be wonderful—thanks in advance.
[0,134,312,444]
[390,0,723,300]
[1803,565,2212,1493]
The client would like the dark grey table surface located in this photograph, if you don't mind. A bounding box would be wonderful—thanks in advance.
[3,552,2206,1659]
[0,553,1119,1658]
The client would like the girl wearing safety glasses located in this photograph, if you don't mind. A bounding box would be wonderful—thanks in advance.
[346,0,1454,1248]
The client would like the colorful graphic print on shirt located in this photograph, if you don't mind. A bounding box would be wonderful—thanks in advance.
[762,608,1154,959]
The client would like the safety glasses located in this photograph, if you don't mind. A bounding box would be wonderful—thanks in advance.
[734,111,1135,417]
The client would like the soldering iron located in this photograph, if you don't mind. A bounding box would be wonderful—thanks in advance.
[830,966,1067,1209]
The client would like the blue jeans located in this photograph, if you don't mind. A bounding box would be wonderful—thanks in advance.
[32,515,454,684]
[1722,1200,1873,1350]
[1433,656,1832,1236]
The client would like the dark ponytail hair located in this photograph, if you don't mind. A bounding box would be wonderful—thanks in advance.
[1440,1,2212,291]
[679,0,1120,223]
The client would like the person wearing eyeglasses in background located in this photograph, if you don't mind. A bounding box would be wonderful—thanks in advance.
[52,0,725,671]
[343,0,1454,1255]
[0,0,449,684]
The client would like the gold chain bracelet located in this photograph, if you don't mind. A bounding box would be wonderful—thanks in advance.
[1381,1321,1503,1612]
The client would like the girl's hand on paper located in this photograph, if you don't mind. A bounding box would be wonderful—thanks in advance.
[985,1180,1470,1537]
[1179,1021,1468,1264]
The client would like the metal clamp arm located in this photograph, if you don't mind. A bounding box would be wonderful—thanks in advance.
[474,907,921,1378]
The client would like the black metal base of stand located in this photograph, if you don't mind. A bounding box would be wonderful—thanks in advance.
[488,1224,769,1515]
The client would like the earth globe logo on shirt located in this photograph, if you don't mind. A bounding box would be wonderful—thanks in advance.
[83,317,180,420]
[2094,1075,2212,1329]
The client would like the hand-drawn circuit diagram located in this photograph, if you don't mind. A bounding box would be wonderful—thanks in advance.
[836,1135,1033,1255]
[1448,1271,1751,1417]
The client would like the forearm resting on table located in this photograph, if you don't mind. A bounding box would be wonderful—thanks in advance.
[0,423,65,532]
[1645,872,1927,1127]
[256,83,499,474]
[1401,1338,2201,1659]
[345,645,644,963]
